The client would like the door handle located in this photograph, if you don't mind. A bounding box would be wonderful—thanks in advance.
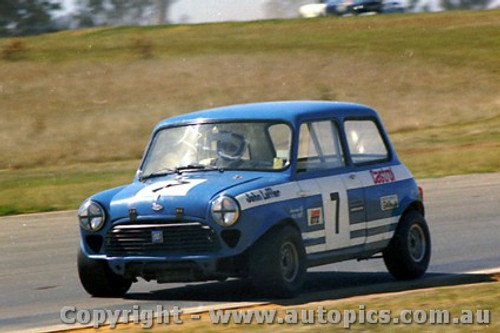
[296,191,309,197]
[350,206,365,213]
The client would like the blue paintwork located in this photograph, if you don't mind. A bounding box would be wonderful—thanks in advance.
[153,101,375,129]
[78,101,423,282]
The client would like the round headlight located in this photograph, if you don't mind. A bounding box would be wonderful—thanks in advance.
[211,196,240,227]
[78,200,106,231]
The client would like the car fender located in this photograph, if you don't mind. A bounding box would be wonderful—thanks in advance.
[233,201,302,254]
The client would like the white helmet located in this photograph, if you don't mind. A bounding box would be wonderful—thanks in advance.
[216,131,247,160]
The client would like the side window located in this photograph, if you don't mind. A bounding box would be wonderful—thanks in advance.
[344,120,389,164]
[268,123,292,168]
[297,120,345,172]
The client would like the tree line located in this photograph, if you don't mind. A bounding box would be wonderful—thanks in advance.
[0,0,177,37]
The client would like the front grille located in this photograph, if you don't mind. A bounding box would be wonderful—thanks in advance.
[105,222,220,257]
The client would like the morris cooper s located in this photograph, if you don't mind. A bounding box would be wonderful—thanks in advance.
[77,101,431,298]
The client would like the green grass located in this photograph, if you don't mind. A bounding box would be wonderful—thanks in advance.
[0,161,137,215]
[0,10,499,215]
[393,114,500,178]
[3,11,499,71]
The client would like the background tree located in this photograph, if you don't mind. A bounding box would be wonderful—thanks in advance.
[72,0,178,28]
[0,0,61,37]
[153,0,179,24]
[409,0,493,11]
[407,0,420,10]
[73,0,154,27]
[440,0,490,9]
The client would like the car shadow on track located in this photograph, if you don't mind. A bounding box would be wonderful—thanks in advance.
[124,271,496,305]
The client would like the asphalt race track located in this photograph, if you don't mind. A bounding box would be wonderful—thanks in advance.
[1,173,499,332]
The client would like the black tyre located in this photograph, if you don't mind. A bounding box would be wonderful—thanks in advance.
[77,248,132,297]
[249,225,306,298]
[383,210,431,279]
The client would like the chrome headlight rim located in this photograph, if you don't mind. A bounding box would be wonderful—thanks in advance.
[78,200,106,232]
[211,196,240,227]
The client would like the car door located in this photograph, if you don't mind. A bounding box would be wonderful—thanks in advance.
[295,120,363,253]
[343,119,401,248]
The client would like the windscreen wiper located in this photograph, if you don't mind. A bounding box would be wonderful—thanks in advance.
[140,164,222,181]
[174,164,223,173]
[139,168,175,181]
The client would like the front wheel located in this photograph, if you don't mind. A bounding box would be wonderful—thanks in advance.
[383,211,431,279]
[249,225,306,298]
[78,249,132,297]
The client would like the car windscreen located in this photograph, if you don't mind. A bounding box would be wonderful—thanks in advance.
[141,121,292,176]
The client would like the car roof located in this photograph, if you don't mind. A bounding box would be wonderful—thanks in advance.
[155,101,378,129]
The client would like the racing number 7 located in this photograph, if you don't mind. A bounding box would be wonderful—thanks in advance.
[330,192,340,234]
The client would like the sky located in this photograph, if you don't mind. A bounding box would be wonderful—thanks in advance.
[169,0,269,24]
[56,0,270,24]
[168,0,500,23]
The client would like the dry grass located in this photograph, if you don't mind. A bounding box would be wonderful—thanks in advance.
[0,10,499,214]
[1,52,498,169]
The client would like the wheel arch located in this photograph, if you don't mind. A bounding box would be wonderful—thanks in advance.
[247,217,307,298]
[245,217,304,265]
[257,217,302,243]
[391,200,425,237]
[402,200,425,218]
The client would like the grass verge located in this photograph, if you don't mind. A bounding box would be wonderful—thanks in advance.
[0,161,137,215]
[393,114,500,178]
[68,278,500,332]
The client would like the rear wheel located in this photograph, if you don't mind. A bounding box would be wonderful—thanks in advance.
[383,211,431,279]
[249,226,306,298]
[78,249,132,297]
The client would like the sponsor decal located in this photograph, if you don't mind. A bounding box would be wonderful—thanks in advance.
[273,157,284,169]
[380,194,399,211]
[245,187,281,203]
[289,206,304,219]
[307,207,323,226]
[370,168,396,185]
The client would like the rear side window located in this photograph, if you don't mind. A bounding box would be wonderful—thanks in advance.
[344,120,389,164]
[297,120,345,172]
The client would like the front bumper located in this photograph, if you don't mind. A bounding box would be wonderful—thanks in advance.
[81,218,248,282]
[83,252,247,283]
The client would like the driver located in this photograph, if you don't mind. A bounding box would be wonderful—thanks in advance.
[215,131,247,167]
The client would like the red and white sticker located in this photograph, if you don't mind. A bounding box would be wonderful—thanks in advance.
[307,207,324,226]
[370,168,396,185]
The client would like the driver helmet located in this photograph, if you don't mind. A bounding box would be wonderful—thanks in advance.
[216,131,247,160]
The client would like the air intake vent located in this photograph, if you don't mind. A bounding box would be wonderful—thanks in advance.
[105,222,220,257]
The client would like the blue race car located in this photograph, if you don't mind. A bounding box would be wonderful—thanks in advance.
[77,101,430,298]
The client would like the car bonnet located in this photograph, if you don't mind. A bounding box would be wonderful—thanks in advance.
[107,171,264,220]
